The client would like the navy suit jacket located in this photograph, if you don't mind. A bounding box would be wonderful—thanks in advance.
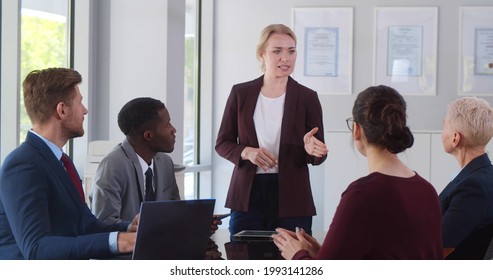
[215,76,326,217]
[0,132,128,259]
[439,153,493,259]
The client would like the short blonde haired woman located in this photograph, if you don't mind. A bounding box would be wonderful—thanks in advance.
[440,97,493,259]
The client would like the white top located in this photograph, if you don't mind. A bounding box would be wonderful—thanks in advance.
[253,92,285,174]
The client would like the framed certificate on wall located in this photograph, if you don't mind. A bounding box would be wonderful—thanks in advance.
[459,7,493,96]
[374,7,438,96]
[292,7,353,95]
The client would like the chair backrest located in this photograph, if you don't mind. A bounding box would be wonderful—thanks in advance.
[83,140,119,205]
[484,235,493,260]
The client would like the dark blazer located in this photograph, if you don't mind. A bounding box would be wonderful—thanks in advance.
[439,153,493,259]
[0,132,128,259]
[215,76,327,217]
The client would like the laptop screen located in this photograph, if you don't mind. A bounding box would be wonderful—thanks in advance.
[132,199,215,260]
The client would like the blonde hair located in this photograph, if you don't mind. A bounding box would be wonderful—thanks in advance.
[256,24,297,73]
[446,97,493,147]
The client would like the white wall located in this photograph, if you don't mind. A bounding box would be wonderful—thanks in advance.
[88,0,185,165]
[209,0,493,231]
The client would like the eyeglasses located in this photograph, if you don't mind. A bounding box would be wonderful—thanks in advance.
[346,118,355,132]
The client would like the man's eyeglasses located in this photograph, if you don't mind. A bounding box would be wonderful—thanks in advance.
[346,118,355,132]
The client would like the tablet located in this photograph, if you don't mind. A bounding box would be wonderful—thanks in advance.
[232,230,277,241]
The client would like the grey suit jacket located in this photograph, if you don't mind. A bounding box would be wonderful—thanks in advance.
[90,138,181,224]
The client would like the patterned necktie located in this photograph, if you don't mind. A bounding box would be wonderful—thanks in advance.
[145,167,156,201]
[61,153,85,202]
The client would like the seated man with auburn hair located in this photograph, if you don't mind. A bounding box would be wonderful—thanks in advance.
[0,68,137,259]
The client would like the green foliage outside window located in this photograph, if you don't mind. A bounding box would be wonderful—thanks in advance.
[19,14,68,142]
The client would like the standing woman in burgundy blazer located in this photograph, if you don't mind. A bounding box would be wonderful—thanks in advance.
[215,24,328,237]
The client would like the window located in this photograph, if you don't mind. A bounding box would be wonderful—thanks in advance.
[19,0,72,143]
[183,0,199,199]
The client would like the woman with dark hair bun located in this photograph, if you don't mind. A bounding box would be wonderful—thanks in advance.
[352,85,414,154]
[273,85,443,260]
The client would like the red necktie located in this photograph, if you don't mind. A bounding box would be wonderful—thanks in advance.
[61,153,85,202]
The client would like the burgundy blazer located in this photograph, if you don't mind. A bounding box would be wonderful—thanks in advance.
[215,76,327,217]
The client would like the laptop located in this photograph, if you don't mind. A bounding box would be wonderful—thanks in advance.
[132,199,215,260]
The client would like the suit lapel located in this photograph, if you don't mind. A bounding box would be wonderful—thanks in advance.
[26,133,84,214]
[153,155,169,199]
[120,139,145,201]
[453,153,491,184]
[279,77,298,158]
[244,77,263,148]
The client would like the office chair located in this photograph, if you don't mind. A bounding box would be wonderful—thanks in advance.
[83,140,119,206]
